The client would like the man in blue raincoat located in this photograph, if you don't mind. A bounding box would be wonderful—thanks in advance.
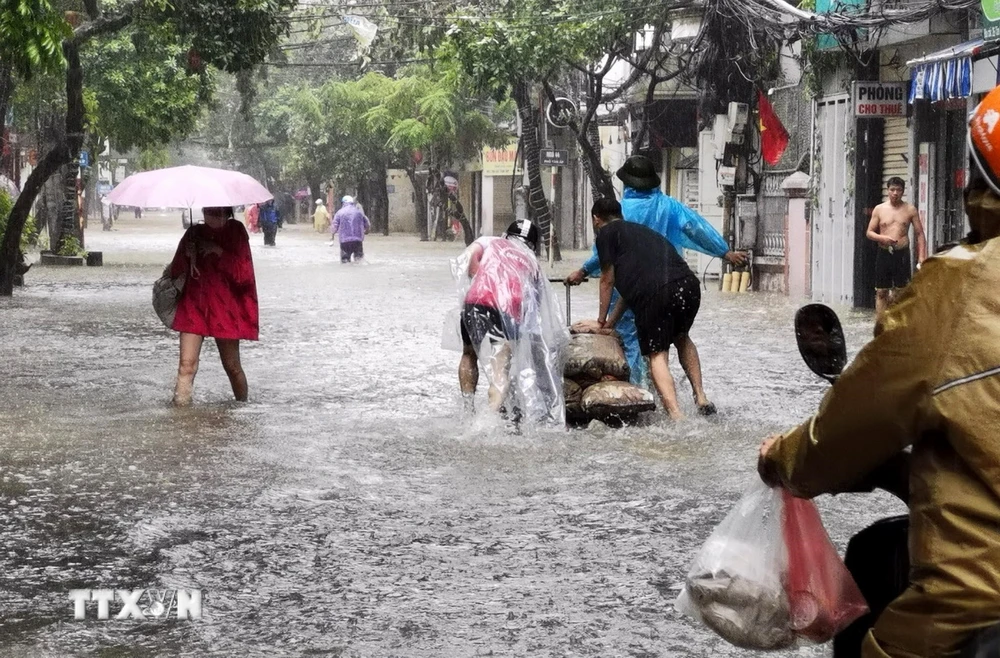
[567,155,746,410]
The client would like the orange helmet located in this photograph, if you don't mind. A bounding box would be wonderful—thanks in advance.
[968,86,1000,197]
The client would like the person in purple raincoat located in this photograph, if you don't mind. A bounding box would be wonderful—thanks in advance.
[330,195,371,263]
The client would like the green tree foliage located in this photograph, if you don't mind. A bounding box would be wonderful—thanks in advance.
[281,74,395,190]
[273,66,507,235]
[82,22,213,152]
[438,0,637,99]
[137,144,170,171]
[0,0,70,80]
[0,190,36,253]
[365,65,509,167]
[364,64,510,240]
[162,0,294,75]
[0,0,296,294]
[278,69,501,189]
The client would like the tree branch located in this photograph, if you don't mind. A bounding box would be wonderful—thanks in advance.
[70,3,137,45]
[81,0,101,21]
[541,79,613,199]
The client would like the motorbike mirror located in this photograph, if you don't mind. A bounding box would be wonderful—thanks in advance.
[794,303,847,384]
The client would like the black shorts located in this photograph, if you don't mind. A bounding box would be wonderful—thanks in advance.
[461,304,518,349]
[874,246,911,290]
[340,240,364,263]
[633,275,702,356]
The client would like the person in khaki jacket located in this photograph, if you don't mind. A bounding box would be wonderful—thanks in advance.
[758,85,1000,657]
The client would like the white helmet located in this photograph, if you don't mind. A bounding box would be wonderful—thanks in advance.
[341,195,354,204]
[315,198,324,205]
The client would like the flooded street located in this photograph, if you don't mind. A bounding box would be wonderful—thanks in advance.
[0,215,904,657]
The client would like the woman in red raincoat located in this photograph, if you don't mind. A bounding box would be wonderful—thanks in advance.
[168,206,258,405]
[245,203,260,233]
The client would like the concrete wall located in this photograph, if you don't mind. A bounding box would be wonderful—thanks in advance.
[386,169,417,233]
[493,176,516,236]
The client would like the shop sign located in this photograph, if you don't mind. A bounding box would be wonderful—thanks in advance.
[853,82,908,117]
[481,142,522,177]
[985,0,1000,41]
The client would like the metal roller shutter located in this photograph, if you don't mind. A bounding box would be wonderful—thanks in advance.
[882,117,910,196]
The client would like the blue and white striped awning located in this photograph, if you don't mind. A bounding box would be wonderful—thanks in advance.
[907,39,1000,103]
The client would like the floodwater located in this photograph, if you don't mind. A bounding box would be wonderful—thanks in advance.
[0,214,904,657]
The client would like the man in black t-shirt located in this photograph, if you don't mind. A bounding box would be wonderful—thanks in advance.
[592,197,713,419]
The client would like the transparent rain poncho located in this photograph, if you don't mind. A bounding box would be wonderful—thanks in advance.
[444,236,569,427]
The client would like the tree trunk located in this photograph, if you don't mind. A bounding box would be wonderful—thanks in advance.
[406,166,428,241]
[0,65,14,177]
[357,170,389,234]
[449,194,474,247]
[0,40,86,295]
[543,80,614,202]
[306,175,322,215]
[580,119,612,200]
[562,110,613,202]
[631,73,668,153]
[0,145,70,294]
[512,80,558,261]
[43,173,63,242]
[427,167,448,241]
[378,164,390,236]
[82,155,97,228]
[572,154,583,249]
[57,42,86,253]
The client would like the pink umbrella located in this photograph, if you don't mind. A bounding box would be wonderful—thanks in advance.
[107,165,272,209]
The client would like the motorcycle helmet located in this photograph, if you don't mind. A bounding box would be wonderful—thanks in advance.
[505,219,539,250]
[967,86,1000,241]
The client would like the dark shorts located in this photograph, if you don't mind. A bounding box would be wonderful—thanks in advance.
[874,246,911,290]
[460,304,518,349]
[340,240,364,263]
[633,275,702,356]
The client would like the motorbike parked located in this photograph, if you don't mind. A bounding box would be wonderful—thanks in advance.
[793,303,1000,658]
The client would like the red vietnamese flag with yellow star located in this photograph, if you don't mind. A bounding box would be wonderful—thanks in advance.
[758,89,790,166]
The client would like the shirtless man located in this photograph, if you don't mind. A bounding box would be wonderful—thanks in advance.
[866,176,926,320]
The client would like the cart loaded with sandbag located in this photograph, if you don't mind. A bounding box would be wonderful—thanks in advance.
[547,277,657,425]
[562,321,656,426]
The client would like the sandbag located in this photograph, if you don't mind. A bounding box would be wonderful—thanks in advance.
[564,379,586,422]
[580,381,655,419]
[564,334,629,383]
[569,319,618,338]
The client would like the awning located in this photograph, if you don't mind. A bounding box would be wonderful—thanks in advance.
[907,39,1000,103]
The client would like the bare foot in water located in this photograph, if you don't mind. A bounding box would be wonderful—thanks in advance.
[172,379,193,407]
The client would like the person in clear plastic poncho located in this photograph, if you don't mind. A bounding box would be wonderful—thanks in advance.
[567,155,746,391]
[444,220,568,426]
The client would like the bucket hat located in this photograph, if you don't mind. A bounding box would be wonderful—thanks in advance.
[616,155,661,191]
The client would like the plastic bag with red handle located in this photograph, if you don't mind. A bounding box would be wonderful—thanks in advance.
[676,480,868,649]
